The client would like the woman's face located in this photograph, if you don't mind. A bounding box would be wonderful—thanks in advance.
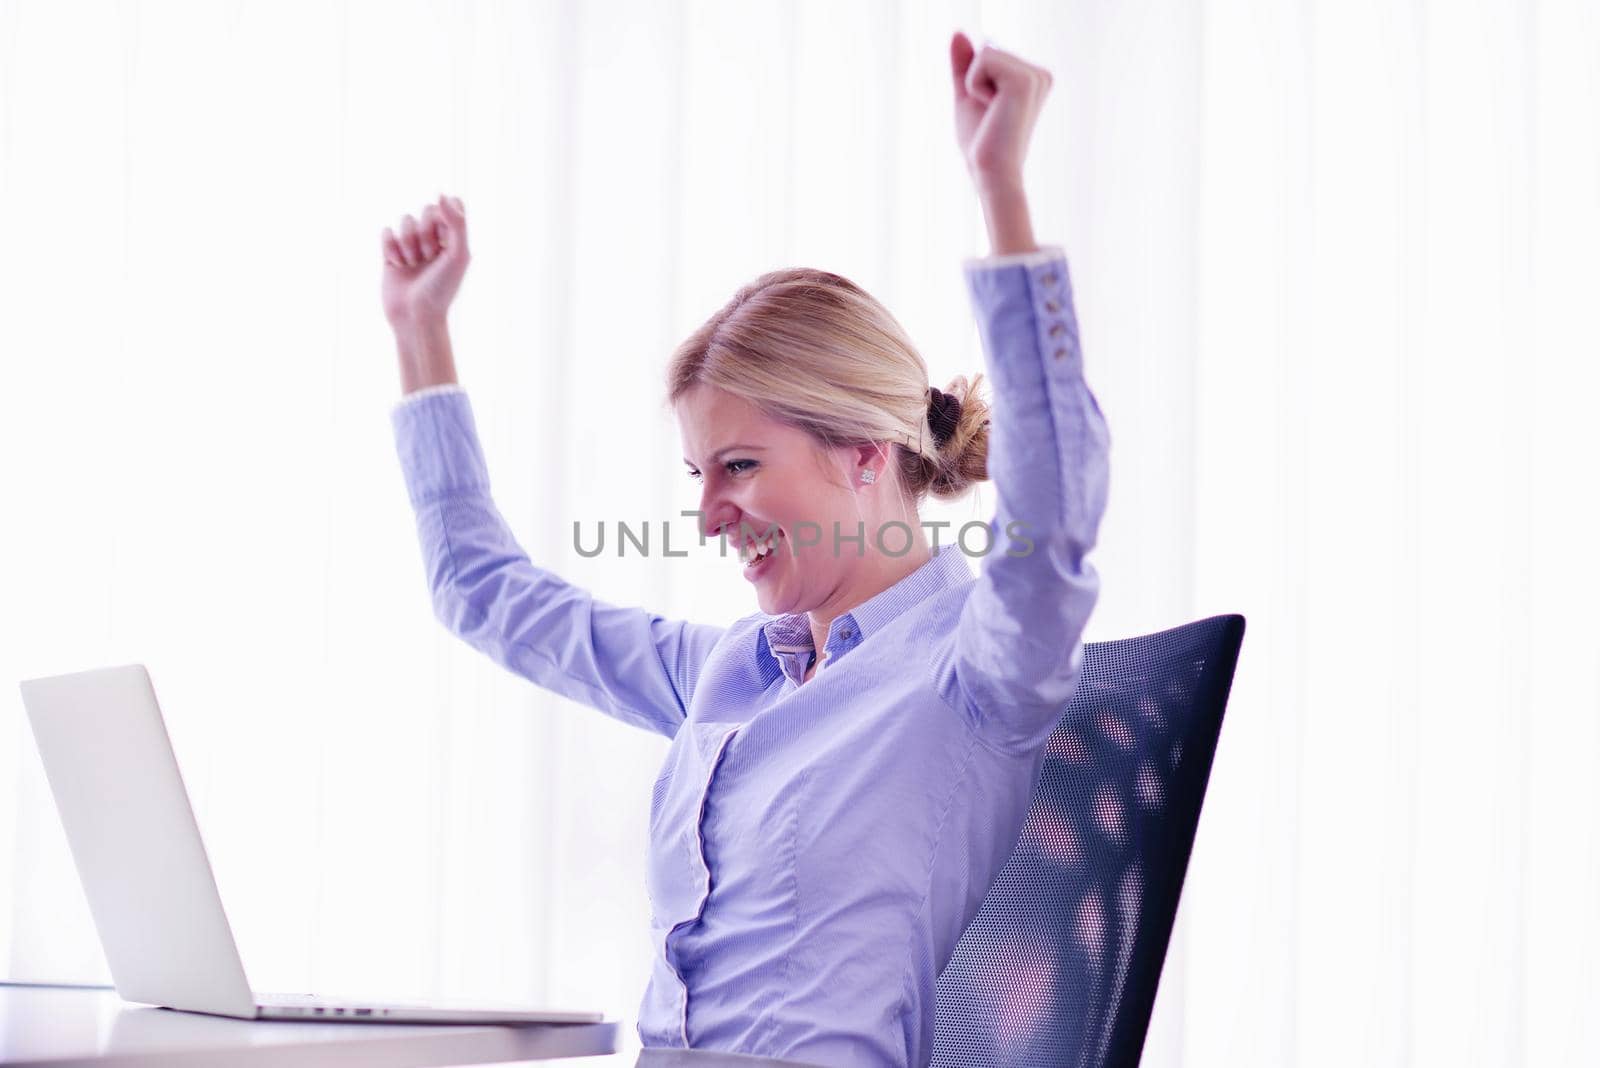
[676,382,876,617]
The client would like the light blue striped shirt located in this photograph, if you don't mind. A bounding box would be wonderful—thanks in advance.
[389,245,1110,1067]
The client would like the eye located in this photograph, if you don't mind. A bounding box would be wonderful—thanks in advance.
[685,460,757,483]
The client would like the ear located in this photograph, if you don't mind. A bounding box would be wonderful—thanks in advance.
[852,442,888,481]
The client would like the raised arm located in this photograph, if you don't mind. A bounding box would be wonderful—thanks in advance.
[931,35,1110,754]
[381,197,725,738]
[933,243,1109,753]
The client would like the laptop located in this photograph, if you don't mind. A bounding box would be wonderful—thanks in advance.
[17,662,607,1026]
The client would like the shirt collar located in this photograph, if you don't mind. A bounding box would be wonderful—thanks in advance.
[755,543,975,673]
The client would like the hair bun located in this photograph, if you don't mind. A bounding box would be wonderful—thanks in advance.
[926,386,963,450]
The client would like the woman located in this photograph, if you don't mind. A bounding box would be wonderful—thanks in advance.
[378,31,1108,1068]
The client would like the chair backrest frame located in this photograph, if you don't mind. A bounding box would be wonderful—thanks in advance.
[931,613,1246,1068]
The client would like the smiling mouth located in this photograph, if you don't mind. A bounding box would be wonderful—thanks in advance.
[739,528,785,570]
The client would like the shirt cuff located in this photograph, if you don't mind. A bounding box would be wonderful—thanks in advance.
[962,244,1067,271]
[390,387,492,509]
[392,382,466,414]
[960,244,1079,393]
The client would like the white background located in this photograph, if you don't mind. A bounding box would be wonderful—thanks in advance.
[2,2,1596,1065]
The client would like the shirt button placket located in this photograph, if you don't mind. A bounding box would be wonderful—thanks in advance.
[674,723,740,1047]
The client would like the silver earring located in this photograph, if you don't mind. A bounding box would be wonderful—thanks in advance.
[860,468,876,484]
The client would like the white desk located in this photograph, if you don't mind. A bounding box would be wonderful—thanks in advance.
[0,983,621,1067]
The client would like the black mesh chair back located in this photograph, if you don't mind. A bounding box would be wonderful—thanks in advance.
[931,613,1246,1068]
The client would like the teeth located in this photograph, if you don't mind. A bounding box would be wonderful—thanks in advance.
[739,530,781,565]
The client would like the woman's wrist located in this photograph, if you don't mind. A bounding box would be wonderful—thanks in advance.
[976,174,1038,256]
[393,316,459,394]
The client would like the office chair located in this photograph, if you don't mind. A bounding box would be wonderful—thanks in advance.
[637,614,1245,1068]
[930,612,1246,1068]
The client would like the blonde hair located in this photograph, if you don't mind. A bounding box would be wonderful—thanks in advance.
[663,267,990,503]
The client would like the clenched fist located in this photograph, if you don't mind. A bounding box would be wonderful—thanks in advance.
[949,32,1053,191]
[381,194,470,330]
